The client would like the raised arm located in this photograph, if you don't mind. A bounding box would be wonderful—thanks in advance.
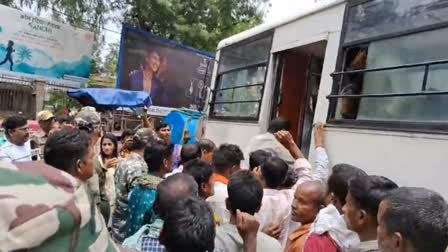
[274,131,313,190]
[274,131,304,160]
[312,123,330,183]
[141,106,154,130]
[236,210,259,252]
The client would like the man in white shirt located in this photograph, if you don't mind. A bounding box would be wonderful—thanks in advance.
[0,116,37,163]
[244,118,295,168]
[215,170,282,252]
[165,143,202,177]
[253,124,329,248]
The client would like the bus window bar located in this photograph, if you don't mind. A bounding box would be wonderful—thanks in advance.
[421,65,430,91]
[330,59,448,77]
[212,83,264,92]
[327,90,448,99]
[218,62,268,76]
[210,100,261,105]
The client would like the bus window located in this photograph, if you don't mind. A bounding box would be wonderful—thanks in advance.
[210,33,273,121]
[329,0,448,131]
[337,46,368,120]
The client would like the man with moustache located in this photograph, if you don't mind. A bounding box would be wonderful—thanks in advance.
[0,116,37,162]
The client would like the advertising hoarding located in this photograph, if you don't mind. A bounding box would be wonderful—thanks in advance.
[0,4,94,88]
[117,25,214,116]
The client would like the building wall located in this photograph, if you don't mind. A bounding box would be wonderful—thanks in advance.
[0,82,34,118]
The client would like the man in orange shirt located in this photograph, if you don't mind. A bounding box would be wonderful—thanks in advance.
[285,181,326,252]
[207,144,244,225]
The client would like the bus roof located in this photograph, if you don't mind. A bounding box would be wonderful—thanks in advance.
[217,0,346,50]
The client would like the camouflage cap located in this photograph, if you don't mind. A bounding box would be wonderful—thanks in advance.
[134,128,157,144]
[74,106,101,129]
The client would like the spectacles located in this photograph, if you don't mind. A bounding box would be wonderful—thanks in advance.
[15,127,29,132]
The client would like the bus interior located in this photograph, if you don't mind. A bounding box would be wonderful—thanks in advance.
[271,40,327,157]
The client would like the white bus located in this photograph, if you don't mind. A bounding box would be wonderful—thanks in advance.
[205,0,448,198]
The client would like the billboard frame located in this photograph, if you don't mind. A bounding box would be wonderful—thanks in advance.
[116,24,215,90]
[0,4,94,88]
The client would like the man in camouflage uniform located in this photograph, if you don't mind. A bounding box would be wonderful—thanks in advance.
[111,128,156,243]
[75,107,103,207]
[33,110,55,159]
[74,106,103,155]
[0,160,133,251]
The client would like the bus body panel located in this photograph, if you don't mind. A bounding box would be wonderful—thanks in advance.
[205,120,261,150]
[206,0,448,198]
[323,127,448,198]
[271,4,345,53]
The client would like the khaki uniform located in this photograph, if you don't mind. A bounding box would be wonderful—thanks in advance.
[32,130,48,159]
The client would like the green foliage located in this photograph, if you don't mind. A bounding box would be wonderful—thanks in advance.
[103,42,119,75]
[17,0,109,33]
[6,0,268,73]
[44,89,82,116]
[118,0,269,52]
[90,56,103,74]
[0,0,15,7]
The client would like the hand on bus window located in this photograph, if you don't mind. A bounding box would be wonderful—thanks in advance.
[314,123,325,148]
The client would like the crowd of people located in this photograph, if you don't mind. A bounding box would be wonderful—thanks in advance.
[0,107,447,252]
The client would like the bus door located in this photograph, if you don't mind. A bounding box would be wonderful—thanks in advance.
[271,41,327,157]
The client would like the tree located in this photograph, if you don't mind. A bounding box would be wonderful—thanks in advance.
[17,0,109,34]
[7,0,268,70]
[13,0,269,54]
[44,89,82,116]
[115,0,269,52]
[103,42,120,75]
[0,0,15,7]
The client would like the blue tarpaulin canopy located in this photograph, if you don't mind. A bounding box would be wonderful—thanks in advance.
[67,88,152,108]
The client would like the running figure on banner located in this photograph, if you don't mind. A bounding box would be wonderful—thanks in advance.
[0,40,15,71]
